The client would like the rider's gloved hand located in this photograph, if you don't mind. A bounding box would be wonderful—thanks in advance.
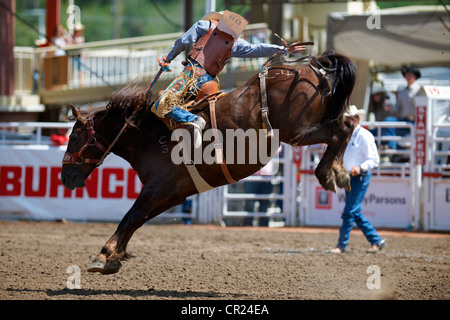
[157,55,172,72]
[286,45,306,54]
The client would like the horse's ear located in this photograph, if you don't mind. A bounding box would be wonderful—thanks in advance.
[70,104,81,119]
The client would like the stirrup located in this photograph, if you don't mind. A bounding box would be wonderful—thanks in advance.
[183,117,206,130]
[182,121,204,149]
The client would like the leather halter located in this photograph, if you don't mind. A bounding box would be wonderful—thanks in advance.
[62,116,108,166]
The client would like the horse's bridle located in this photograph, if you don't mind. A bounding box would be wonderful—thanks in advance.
[62,110,136,167]
[62,116,109,166]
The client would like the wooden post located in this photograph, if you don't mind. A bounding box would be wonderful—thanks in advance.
[46,0,61,44]
[0,0,15,96]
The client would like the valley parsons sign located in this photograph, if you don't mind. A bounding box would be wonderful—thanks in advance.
[305,177,412,228]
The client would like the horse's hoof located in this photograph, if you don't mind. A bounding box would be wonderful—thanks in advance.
[88,259,106,273]
[323,178,337,193]
[331,183,337,193]
[336,172,351,192]
[344,183,351,192]
[88,259,122,275]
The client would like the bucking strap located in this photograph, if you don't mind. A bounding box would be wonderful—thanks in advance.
[209,99,237,184]
[185,162,214,193]
[258,68,273,137]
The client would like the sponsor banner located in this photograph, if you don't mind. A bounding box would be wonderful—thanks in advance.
[415,99,427,166]
[0,146,141,221]
[306,177,412,228]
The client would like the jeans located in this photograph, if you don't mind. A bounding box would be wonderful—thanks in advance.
[166,106,198,123]
[337,172,382,250]
[381,116,398,149]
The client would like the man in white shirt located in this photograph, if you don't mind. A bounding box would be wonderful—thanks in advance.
[331,105,386,253]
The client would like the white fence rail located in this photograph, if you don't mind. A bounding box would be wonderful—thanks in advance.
[217,144,297,227]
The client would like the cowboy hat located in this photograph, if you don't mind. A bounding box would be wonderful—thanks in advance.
[74,22,85,31]
[201,11,224,21]
[401,66,421,79]
[344,105,367,120]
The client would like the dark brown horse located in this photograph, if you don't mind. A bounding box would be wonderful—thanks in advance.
[61,49,357,274]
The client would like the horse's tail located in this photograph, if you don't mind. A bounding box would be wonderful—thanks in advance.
[311,49,357,121]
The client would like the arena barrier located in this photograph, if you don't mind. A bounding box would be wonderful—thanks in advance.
[298,85,449,231]
[419,87,450,231]
[0,123,196,222]
[198,144,298,227]
[298,123,417,229]
[1,84,449,230]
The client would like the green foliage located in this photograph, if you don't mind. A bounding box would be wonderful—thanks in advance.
[377,0,442,9]
[13,0,442,47]
[13,0,229,46]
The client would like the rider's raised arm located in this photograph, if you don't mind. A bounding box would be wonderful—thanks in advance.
[166,20,211,62]
[231,38,285,59]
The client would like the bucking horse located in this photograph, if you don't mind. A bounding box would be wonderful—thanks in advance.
[61,49,357,274]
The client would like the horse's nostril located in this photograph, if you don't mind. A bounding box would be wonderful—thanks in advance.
[61,175,66,186]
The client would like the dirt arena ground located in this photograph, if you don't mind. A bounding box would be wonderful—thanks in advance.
[0,220,449,301]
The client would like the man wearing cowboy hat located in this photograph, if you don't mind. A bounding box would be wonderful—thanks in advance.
[331,105,386,253]
[396,66,421,123]
[152,10,305,147]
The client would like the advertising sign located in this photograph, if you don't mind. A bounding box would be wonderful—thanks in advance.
[415,98,427,166]
[0,146,141,221]
[305,177,412,228]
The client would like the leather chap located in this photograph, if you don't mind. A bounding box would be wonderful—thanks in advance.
[188,20,235,77]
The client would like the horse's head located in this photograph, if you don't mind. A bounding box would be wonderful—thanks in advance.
[61,105,109,190]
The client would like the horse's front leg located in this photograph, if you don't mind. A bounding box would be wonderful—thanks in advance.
[315,119,353,192]
[88,185,185,275]
[291,118,353,192]
[315,145,350,192]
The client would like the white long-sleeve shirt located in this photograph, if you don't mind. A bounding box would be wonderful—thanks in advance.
[343,125,380,172]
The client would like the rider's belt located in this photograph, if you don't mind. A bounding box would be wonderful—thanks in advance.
[184,65,207,77]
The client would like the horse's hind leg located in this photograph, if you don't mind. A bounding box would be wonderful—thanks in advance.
[315,144,351,193]
[88,187,186,275]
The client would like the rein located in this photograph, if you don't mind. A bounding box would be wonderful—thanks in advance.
[258,41,314,137]
[62,111,136,167]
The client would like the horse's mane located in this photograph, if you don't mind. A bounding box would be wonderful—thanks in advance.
[106,85,151,122]
[309,49,357,120]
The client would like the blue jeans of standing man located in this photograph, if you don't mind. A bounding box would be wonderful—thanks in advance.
[337,172,383,250]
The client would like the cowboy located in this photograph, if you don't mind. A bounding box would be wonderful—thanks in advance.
[396,66,421,123]
[331,105,386,254]
[152,10,305,140]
